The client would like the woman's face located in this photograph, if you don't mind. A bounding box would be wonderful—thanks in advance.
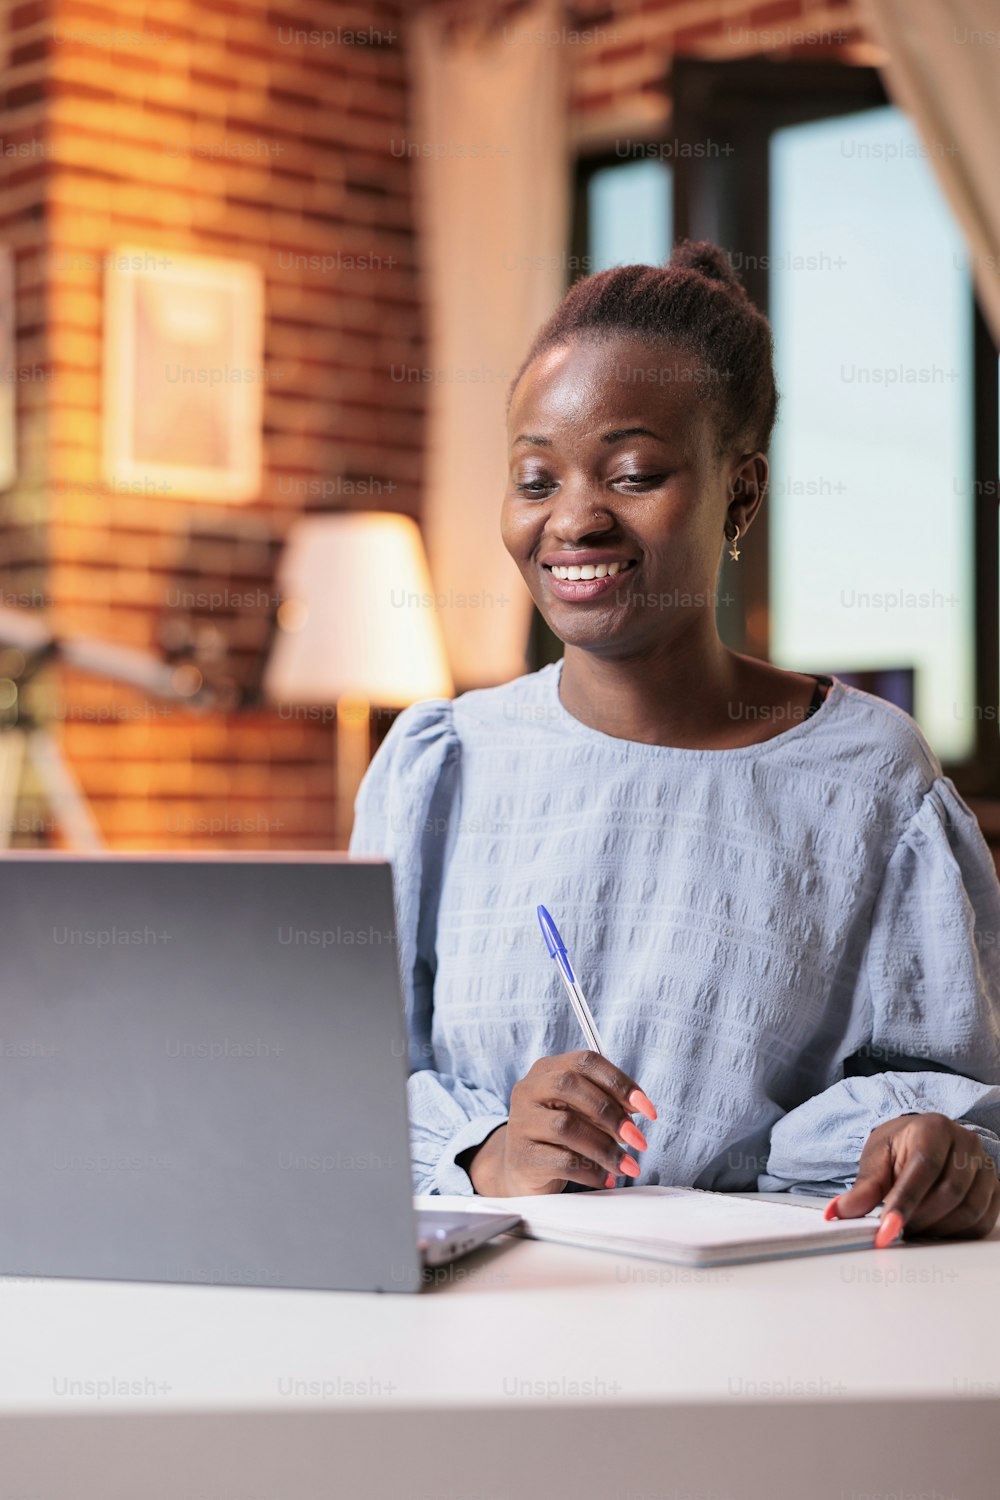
[502,333,763,659]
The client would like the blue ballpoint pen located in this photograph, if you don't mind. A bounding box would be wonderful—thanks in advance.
[537,905,655,1187]
[536,905,607,1057]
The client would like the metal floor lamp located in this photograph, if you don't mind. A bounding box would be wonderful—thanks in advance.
[0,606,210,850]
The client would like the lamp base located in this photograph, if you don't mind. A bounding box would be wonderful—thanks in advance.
[335,698,371,849]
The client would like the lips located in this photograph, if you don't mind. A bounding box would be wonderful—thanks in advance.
[540,556,638,603]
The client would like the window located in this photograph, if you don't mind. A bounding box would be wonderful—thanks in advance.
[559,72,999,785]
[586,158,672,273]
[669,58,999,790]
[768,105,975,761]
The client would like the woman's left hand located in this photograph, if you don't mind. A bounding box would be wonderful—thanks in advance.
[826,1113,1000,1247]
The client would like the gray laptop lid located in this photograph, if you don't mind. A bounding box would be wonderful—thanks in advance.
[0,853,424,1292]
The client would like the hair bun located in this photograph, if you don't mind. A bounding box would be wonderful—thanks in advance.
[669,239,745,296]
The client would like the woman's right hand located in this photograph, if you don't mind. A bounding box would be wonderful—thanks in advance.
[465,1050,658,1197]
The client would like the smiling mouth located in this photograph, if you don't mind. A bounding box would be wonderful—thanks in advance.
[540,557,639,603]
[543,560,638,582]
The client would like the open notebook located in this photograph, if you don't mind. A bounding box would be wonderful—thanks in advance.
[417,1187,881,1267]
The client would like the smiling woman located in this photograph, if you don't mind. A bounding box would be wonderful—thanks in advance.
[500,245,825,748]
[351,241,1000,1247]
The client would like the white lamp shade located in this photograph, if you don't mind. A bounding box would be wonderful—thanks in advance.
[263,513,454,707]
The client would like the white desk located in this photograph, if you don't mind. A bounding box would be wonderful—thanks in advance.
[3,1216,999,1500]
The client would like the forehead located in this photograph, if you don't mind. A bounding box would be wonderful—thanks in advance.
[508,334,711,444]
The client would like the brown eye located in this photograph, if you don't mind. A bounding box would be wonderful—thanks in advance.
[614,473,666,488]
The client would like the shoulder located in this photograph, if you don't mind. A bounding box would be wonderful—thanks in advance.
[449,662,559,737]
[822,677,940,784]
[367,663,557,780]
[378,663,557,749]
[362,697,460,811]
[818,677,965,836]
[379,694,456,756]
[351,697,459,857]
[830,676,937,755]
[351,668,558,859]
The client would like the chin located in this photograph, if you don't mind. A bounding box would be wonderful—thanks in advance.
[537,606,637,655]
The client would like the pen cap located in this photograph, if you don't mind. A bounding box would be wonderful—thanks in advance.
[537,905,576,986]
[536,905,561,958]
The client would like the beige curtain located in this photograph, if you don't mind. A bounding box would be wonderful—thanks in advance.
[410,0,570,690]
[858,0,1000,344]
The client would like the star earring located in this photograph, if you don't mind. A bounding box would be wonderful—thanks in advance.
[727,524,741,562]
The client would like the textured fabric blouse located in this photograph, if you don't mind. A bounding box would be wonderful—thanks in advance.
[349,661,1000,1197]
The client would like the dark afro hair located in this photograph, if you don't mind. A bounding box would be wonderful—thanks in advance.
[508,239,779,457]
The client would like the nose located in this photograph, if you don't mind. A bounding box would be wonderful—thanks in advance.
[545,479,617,545]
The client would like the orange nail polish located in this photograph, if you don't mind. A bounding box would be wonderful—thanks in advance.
[619,1120,648,1152]
[628,1089,657,1122]
[603,1173,616,1188]
[875,1210,904,1249]
[619,1155,640,1178]
[824,1197,841,1221]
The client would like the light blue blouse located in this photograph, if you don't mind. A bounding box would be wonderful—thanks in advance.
[349,661,1000,1197]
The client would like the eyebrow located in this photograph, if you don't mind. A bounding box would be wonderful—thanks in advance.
[512,426,666,447]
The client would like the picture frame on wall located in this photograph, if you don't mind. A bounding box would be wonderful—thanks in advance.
[0,246,15,492]
[103,247,264,502]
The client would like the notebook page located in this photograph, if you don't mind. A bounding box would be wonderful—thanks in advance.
[424,1186,875,1250]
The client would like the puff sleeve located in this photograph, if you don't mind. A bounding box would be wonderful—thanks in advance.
[761,778,1000,1194]
[349,699,509,1194]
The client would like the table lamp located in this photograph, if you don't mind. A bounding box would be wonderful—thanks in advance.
[263,512,454,847]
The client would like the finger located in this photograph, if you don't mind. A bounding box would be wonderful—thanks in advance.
[965,1173,1000,1239]
[519,1133,623,1192]
[571,1051,658,1122]
[904,1141,980,1234]
[522,1144,612,1192]
[540,1068,650,1153]
[530,1103,640,1185]
[910,1157,999,1240]
[880,1119,954,1227]
[827,1138,893,1220]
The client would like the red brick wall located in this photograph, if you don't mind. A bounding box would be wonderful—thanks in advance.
[0,0,50,619]
[420,0,873,150]
[2,0,417,848]
[1,0,874,850]
[564,0,873,145]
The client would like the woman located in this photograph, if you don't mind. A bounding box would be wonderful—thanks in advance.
[351,241,1000,1246]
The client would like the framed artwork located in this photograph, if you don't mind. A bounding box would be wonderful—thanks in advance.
[0,247,15,492]
[103,248,264,502]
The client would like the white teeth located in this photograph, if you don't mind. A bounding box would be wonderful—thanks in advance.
[549,560,629,581]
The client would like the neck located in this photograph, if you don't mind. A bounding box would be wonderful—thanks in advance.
[558,616,743,748]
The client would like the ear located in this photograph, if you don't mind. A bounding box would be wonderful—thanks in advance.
[726,451,768,536]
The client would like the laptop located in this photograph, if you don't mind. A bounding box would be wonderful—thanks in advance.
[0,853,519,1292]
